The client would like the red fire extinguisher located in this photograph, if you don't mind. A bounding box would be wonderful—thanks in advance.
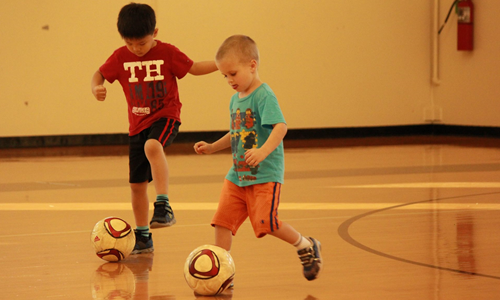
[457,0,474,51]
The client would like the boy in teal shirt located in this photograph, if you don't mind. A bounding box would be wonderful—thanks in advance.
[194,35,322,281]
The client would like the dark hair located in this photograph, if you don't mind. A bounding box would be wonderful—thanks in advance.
[117,3,156,39]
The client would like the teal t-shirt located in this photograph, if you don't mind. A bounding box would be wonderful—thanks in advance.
[225,83,286,187]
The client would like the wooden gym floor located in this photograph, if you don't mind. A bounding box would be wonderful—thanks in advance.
[1,137,500,299]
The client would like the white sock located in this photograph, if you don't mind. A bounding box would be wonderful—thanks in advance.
[293,235,312,250]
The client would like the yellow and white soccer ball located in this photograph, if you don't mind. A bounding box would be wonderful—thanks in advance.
[90,217,135,262]
[184,244,235,295]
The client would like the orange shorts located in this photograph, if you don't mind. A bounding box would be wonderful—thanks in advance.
[211,179,283,238]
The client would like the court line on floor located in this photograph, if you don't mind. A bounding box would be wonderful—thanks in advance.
[337,191,500,280]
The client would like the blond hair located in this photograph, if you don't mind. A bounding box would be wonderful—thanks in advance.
[216,35,259,65]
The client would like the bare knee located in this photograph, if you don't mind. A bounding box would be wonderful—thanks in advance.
[130,182,148,197]
[144,139,163,159]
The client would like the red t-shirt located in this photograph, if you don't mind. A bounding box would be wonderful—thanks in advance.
[99,40,193,136]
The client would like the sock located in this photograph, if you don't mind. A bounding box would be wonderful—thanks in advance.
[293,235,312,250]
[136,226,150,237]
[156,194,169,204]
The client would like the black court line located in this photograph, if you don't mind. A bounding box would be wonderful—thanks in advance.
[337,191,500,280]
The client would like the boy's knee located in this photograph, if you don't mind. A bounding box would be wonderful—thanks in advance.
[130,181,148,194]
[144,139,163,156]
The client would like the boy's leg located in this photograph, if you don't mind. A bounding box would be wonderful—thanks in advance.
[212,179,248,251]
[268,222,301,244]
[270,223,322,281]
[215,224,235,288]
[215,225,233,251]
[248,182,322,281]
[145,139,176,227]
[130,181,154,254]
[214,225,234,288]
[144,139,169,196]
[145,119,179,228]
[131,181,150,226]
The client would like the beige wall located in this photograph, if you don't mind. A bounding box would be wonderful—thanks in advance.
[435,0,500,127]
[0,0,497,137]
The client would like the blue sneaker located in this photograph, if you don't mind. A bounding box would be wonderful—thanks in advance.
[131,230,154,254]
[297,237,322,281]
[150,201,176,228]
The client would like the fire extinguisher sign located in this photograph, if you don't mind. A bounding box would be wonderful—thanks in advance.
[457,6,471,23]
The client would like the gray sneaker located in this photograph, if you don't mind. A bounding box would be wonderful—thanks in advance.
[131,230,154,254]
[150,201,176,228]
[297,237,322,281]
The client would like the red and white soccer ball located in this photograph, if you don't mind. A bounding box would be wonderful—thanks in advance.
[90,217,135,262]
[184,244,236,296]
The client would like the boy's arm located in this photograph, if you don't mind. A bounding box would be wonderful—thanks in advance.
[91,70,107,101]
[194,132,231,155]
[188,61,218,76]
[245,122,287,167]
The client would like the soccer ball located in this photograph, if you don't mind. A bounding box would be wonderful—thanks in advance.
[91,217,135,262]
[184,244,235,296]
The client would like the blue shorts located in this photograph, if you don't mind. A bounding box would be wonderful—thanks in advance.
[128,118,180,183]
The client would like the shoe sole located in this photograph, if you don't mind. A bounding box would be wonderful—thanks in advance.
[312,238,322,279]
[150,218,176,228]
[131,247,154,255]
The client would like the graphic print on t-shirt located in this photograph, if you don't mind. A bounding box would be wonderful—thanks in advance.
[231,107,259,181]
[124,60,168,116]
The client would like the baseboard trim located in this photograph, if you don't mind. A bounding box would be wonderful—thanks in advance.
[0,124,499,158]
[1,124,499,149]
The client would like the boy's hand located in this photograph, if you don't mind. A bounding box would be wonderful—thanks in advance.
[93,85,107,101]
[194,141,214,155]
[244,148,267,166]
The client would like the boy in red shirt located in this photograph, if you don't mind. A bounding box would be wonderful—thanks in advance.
[91,3,217,254]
